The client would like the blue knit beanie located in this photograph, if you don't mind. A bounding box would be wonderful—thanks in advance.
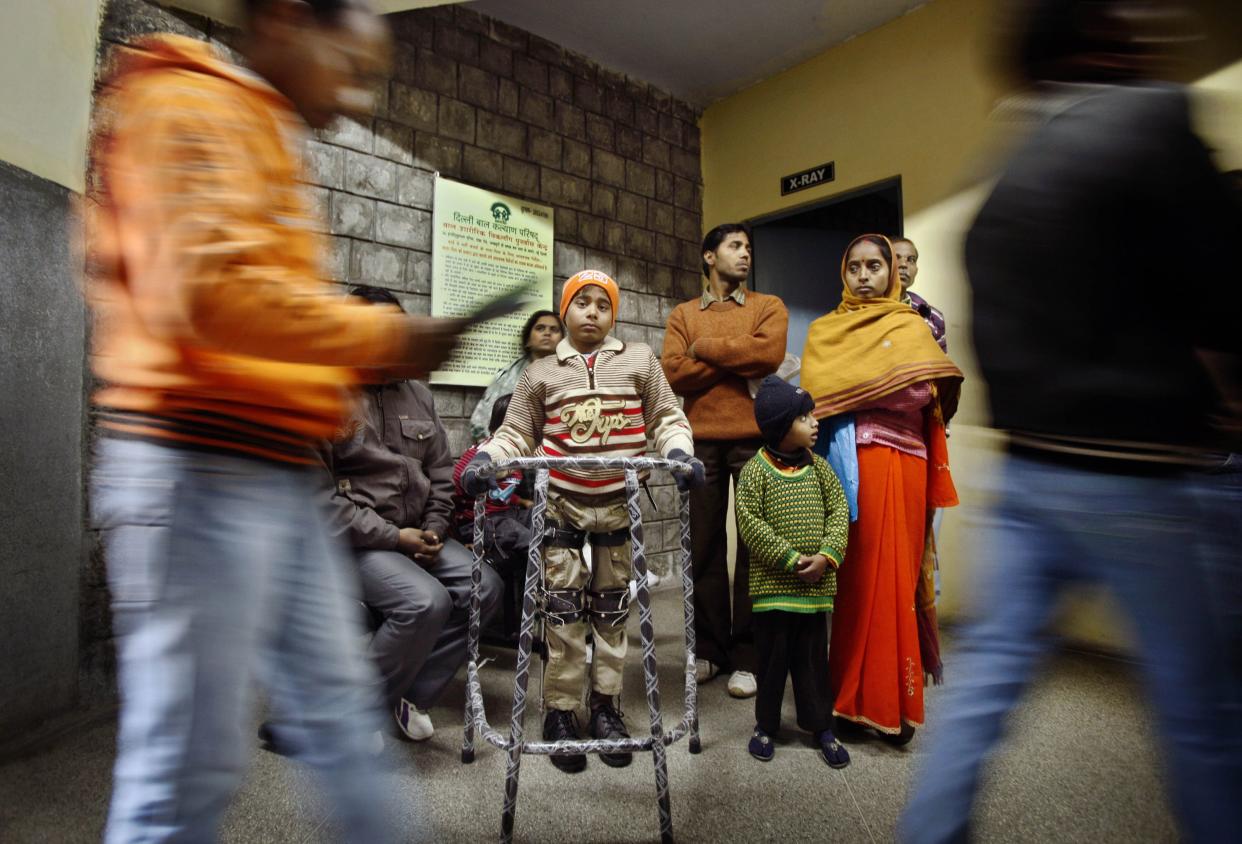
[753,375,814,448]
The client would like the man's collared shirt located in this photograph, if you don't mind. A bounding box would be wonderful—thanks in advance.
[904,291,948,353]
[700,284,747,309]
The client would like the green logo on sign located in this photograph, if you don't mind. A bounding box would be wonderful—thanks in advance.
[490,202,511,224]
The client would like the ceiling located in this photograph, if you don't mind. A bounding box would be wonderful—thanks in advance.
[464,0,928,106]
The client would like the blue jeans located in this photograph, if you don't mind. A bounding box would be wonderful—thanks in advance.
[93,439,404,843]
[899,454,1241,844]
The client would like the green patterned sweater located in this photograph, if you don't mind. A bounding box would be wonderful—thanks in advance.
[736,449,849,613]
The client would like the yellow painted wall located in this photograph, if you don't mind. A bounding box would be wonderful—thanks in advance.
[0,0,106,192]
[701,0,1242,652]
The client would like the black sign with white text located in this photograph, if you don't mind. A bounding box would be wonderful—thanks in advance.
[780,162,835,196]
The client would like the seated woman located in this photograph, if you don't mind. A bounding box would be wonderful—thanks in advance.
[469,310,563,443]
[802,234,962,745]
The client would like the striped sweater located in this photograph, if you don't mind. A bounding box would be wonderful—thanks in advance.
[481,335,694,498]
[736,449,849,613]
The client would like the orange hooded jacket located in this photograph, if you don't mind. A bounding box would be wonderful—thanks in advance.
[86,35,410,463]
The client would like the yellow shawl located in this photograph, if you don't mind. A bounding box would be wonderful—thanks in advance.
[801,234,963,420]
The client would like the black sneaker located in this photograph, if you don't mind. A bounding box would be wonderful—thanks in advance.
[542,709,587,773]
[589,701,633,768]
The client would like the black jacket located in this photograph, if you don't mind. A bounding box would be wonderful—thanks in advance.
[968,83,1241,454]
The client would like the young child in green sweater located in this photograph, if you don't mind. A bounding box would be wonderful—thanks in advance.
[736,375,850,767]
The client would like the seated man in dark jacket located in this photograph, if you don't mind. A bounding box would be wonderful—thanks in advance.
[325,286,502,741]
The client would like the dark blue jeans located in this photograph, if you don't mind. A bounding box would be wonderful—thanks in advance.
[899,454,1242,843]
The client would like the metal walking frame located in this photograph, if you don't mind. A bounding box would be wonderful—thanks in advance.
[460,456,702,844]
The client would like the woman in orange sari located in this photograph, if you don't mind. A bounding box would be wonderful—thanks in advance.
[803,234,962,744]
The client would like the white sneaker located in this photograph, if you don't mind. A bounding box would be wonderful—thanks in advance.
[727,671,758,699]
[695,659,720,684]
[394,699,434,741]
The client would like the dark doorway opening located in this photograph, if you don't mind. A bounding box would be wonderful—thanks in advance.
[748,178,902,383]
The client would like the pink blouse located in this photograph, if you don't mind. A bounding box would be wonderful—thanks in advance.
[854,382,933,459]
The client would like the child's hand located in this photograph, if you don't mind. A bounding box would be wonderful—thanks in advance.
[795,554,828,583]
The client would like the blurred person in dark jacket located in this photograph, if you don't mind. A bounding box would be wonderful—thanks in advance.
[899,2,1242,841]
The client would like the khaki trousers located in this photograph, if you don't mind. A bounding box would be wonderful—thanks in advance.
[542,490,631,710]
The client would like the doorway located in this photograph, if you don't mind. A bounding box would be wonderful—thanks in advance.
[749,178,903,383]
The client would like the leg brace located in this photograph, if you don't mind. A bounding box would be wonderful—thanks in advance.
[588,588,631,629]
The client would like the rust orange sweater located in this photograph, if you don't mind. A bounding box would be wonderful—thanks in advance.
[661,288,788,440]
[86,37,412,463]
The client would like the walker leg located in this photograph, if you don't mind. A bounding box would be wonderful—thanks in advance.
[499,468,551,843]
[463,496,487,764]
[678,488,701,756]
[626,470,675,843]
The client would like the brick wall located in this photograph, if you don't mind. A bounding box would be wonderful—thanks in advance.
[84,0,706,692]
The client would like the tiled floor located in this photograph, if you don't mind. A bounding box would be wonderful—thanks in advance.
[0,588,1174,842]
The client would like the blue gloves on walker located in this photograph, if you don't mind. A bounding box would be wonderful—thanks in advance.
[461,452,498,497]
[668,449,705,492]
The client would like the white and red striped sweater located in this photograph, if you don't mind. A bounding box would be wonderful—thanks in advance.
[481,335,694,498]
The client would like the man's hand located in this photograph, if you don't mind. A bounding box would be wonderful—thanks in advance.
[402,316,469,375]
[461,451,498,497]
[397,527,444,565]
[685,340,698,360]
[667,448,706,492]
[795,554,828,584]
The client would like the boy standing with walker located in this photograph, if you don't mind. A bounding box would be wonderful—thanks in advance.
[463,270,704,772]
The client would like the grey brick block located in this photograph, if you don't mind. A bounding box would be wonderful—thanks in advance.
[591,185,617,219]
[555,100,586,141]
[434,20,479,63]
[586,113,614,150]
[658,112,684,147]
[555,207,578,242]
[529,129,562,168]
[614,321,645,346]
[540,169,591,211]
[303,140,343,189]
[674,177,695,210]
[393,41,418,84]
[475,112,527,158]
[319,117,372,153]
[330,193,376,238]
[527,34,564,66]
[648,200,674,235]
[635,105,659,136]
[554,242,585,278]
[453,5,490,35]
[583,249,616,278]
[374,120,414,165]
[376,202,431,250]
[619,290,639,322]
[680,239,701,270]
[673,100,699,124]
[626,160,656,198]
[637,292,662,327]
[676,270,702,299]
[578,214,603,248]
[513,55,548,94]
[414,48,458,96]
[389,82,438,132]
[562,139,590,178]
[350,241,407,286]
[459,65,498,111]
[345,151,399,201]
[672,147,700,181]
[659,295,679,324]
[405,250,431,294]
[305,186,331,233]
[479,40,514,77]
[433,386,467,417]
[389,14,431,48]
[684,122,701,153]
[598,67,627,92]
[615,257,647,292]
[656,170,675,204]
[503,157,539,198]
[649,264,674,296]
[101,0,207,41]
[463,145,503,188]
[519,89,555,130]
[656,233,679,266]
[617,126,643,160]
[616,190,647,227]
[437,97,476,144]
[626,226,655,261]
[604,221,626,254]
[605,90,635,126]
[414,134,462,176]
[549,66,573,102]
[592,149,626,188]
[675,214,701,244]
[642,136,671,170]
[649,87,672,114]
[498,78,519,116]
[399,167,435,210]
[489,18,529,51]
[324,236,351,281]
[573,78,604,114]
